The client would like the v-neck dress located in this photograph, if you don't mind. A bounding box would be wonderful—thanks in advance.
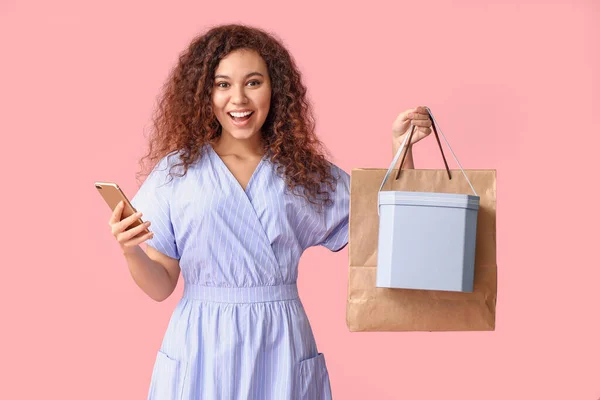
[131,144,350,400]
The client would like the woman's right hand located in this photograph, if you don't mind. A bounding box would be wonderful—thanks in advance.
[109,201,154,254]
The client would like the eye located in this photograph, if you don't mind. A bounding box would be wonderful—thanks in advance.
[216,82,229,88]
[247,80,261,87]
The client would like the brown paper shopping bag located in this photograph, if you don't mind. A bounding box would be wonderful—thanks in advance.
[346,113,497,332]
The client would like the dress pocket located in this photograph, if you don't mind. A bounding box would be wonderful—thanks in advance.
[297,352,333,400]
[148,350,181,400]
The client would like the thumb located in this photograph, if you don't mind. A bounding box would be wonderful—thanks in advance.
[396,107,417,123]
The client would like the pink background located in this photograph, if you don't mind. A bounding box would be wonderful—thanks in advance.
[2,0,599,399]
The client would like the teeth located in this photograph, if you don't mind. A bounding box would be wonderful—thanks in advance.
[229,111,253,118]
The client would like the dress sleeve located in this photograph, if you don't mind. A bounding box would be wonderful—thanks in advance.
[316,164,351,252]
[130,154,180,260]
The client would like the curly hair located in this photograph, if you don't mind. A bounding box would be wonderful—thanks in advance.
[136,23,338,210]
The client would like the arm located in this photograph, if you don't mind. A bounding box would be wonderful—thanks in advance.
[392,137,415,170]
[122,154,182,302]
[122,245,181,302]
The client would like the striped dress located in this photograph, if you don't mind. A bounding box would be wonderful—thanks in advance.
[131,144,349,400]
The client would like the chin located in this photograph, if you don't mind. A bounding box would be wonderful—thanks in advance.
[227,128,260,141]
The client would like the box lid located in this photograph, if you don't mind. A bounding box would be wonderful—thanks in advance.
[378,190,480,210]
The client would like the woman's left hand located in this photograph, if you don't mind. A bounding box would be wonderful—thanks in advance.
[392,106,433,151]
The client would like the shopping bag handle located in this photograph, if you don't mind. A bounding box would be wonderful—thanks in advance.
[378,107,478,196]
[396,109,451,180]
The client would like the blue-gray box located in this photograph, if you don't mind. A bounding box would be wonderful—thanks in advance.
[376,191,480,292]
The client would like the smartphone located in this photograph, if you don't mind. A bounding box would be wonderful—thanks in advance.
[94,181,149,234]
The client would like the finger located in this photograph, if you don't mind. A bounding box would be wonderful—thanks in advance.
[410,119,433,127]
[408,113,430,120]
[123,231,155,248]
[408,127,432,145]
[397,108,417,122]
[405,105,430,119]
[112,211,142,236]
[415,105,429,114]
[419,127,432,136]
[108,201,125,225]
[115,211,144,234]
[117,222,150,244]
[120,220,152,242]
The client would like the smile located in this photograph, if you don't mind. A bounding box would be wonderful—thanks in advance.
[228,111,253,118]
[228,111,254,127]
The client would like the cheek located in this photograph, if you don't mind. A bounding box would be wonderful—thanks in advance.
[211,96,225,117]
[258,91,272,113]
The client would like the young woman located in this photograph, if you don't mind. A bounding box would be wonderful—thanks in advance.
[108,24,433,400]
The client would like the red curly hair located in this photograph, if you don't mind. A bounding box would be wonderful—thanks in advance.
[136,23,338,210]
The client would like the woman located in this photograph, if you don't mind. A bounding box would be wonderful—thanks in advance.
[108,24,433,400]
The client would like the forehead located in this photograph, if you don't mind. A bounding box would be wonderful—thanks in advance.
[215,49,268,76]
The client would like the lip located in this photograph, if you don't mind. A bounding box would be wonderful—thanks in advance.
[229,111,254,128]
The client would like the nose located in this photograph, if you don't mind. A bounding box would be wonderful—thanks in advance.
[231,85,248,105]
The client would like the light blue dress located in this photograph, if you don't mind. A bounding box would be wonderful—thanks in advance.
[131,144,350,400]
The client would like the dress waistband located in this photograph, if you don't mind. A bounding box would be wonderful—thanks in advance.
[182,284,299,304]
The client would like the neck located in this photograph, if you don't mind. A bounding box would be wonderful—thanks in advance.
[213,131,264,157]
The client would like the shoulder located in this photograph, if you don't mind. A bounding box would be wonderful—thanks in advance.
[154,150,185,172]
[317,160,350,209]
[329,161,349,180]
[136,151,187,195]
[325,161,350,191]
[150,150,192,179]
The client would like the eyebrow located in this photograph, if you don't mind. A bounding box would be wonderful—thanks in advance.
[214,72,264,79]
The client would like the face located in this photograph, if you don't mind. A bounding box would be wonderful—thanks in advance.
[211,49,272,141]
